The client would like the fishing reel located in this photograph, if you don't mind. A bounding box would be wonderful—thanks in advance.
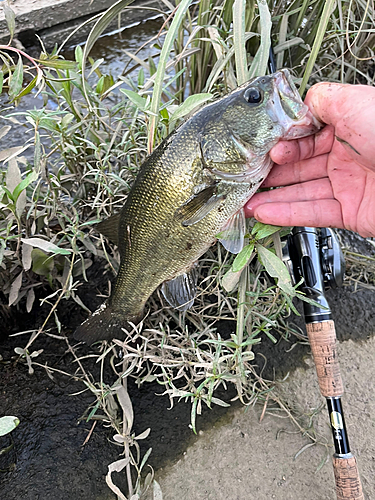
[282,227,346,323]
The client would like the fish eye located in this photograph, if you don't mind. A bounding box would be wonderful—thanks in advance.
[244,87,263,105]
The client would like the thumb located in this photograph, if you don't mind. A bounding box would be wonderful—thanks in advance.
[305,82,375,171]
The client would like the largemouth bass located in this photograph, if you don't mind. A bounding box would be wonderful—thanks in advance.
[75,69,320,343]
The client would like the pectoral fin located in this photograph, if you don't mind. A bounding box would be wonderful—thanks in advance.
[217,208,246,254]
[175,185,224,227]
[161,266,198,311]
[96,213,121,245]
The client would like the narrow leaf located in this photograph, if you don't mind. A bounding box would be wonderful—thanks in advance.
[233,0,248,85]
[299,0,336,95]
[9,56,24,100]
[108,457,130,473]
[35,58,76,70]
[252,223,282,240]
[3,3,16,40]
[21,237,72,255]
[153,480,163,500]
[221,267,243,292]
[9,272,23,306]
[81,0,135,108]
[0,125,11,141]
[31,248,54,276]
[257,243,295,295]
[147,0,193,153]
[26,288,35,313]
[13,170,38,202]
[22,241,33,271]
[121,89,148,110]
[6,157,21,194]
[232,242,255,272]
[248,0,272,78]
[169,93,213,122]
[12,75,37,101]
[116,385,134,432]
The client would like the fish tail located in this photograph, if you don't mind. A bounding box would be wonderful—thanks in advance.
[73,302,138,344]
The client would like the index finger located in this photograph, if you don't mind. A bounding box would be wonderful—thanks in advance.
[270,125,334,165]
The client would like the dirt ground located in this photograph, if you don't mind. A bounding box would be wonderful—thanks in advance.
[154,337,375,500]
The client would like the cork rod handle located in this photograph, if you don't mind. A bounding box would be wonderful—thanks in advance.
[307,320,364,500]
[306,320,343,398]
[333,455,364,500]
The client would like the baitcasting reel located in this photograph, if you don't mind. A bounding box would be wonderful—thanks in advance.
[282,226,345,323]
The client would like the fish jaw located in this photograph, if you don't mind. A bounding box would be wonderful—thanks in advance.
[268,69,322,140]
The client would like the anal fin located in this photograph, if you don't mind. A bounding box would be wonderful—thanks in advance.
[161,266,198,311]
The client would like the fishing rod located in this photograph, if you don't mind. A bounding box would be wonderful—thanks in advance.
[266,48,364,498]
[282,227,364,499]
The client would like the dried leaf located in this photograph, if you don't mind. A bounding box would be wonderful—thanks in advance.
[8,272,23,306]
[0,125,11,141]
[106,458,130,500]
[135,428,151,440]
[22,242,33,271]
[153,480,163,500]
[6,158,21,193]
[0,145,31,162]
[113,434,126,443]
[221,267,243,292]
[116,385,134,433]
[26,288,35,313]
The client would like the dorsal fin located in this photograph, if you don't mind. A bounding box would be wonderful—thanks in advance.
[96,213,121,245]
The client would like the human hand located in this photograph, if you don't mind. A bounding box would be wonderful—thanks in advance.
[245,82,375,238]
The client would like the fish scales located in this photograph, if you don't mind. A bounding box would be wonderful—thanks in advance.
[114,125,251,312]
[75,70,320,343]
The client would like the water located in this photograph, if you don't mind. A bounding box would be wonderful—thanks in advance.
[0,18,164,160]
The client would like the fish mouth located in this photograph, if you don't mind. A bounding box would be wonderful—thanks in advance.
[269,69,322,139]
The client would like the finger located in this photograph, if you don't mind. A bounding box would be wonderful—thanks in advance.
[245,178,333,218]
[306,83,375,171]
[305,82,375,126]
[262,154,329,188]
[253,199,344,229]
[270,125,334,165]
